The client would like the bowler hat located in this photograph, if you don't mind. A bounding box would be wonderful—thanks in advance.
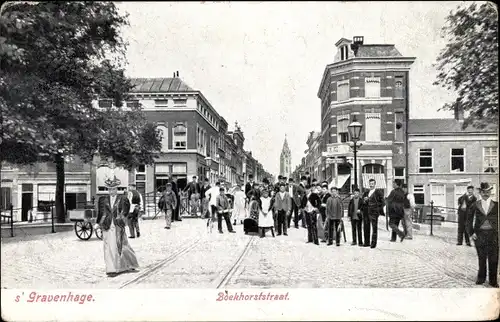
[478,182,493,192]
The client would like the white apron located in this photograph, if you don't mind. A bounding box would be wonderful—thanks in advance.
[258,197,274,228]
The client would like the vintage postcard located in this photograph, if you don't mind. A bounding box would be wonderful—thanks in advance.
[1,1,498,321]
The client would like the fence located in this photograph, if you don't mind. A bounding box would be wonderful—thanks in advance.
[1,200,93,238]
[411,201,461,237]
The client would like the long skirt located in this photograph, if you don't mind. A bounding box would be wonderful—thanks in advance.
[103,221,139,274]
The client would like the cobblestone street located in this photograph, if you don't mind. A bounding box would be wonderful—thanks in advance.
[1,216,488,289]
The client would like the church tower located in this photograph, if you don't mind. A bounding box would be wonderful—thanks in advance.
[280,135,291,179]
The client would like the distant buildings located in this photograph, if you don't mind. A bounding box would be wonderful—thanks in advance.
[279,136,291,179]
[1,75,273,222]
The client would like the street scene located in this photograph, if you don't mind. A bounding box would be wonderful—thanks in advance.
[0,216,482,289]
[1,0,498,304]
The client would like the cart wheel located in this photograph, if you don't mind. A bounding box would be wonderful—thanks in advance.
[95,226,103,240]
[75,221,93,240]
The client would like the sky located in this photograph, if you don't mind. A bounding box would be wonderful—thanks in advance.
[117,1,466,175]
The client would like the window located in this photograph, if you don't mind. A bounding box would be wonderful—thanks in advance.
[135,165,146,197]
[98,99,112,108]
[430,184,446,208]
[38,185,56,211]
[1,187,11,210]
[337,80,350,101]
[450,148,465,172]
[413,185,425,205]
[365,77,381,98]
[337,114,350,143]
[394,112,404,142]
[483,147,498,173]
[173,98,187,106]
[157,125,168,152]
[126,100,139,108]
[418,149,433,173]
[362,164,384,174]
[365,113,381,142]
[395,76,404,98]
[394,167,405,184]
[154,99,169,106]
[173,123,187,150]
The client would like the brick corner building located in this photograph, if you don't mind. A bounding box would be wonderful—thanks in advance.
[318,36,415,194]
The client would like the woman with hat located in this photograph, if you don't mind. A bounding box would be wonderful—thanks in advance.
[95,176,139,276]
[468,182,498,287]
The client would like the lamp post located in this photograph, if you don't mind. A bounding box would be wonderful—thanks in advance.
[205,157,212,183]
[348,116,363,190]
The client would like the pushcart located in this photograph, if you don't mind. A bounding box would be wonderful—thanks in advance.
[68,207,103,241]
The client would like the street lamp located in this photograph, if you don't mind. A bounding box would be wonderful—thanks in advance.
[205,157,212,182]
[348,116,363,190]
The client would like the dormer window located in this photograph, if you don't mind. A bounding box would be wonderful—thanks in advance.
[340,45,349,60]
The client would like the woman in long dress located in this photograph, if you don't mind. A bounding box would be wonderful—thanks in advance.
[96,179,139,276]
[258,189,275,238]
[232,185,247,225]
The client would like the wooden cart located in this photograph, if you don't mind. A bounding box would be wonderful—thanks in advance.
[68,208,103,241]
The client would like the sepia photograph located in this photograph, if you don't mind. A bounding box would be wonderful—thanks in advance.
[1,1,498,321]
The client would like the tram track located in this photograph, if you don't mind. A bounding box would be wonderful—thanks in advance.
[119,237,203,289]
[215,235,256,289]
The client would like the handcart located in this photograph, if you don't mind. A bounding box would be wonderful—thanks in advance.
[68,204,102,241]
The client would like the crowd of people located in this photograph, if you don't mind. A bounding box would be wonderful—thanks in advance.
[92,173,498,288]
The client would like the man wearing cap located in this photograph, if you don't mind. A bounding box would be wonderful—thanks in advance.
[457,185,477,246]
[158,183,177,229]
[126,183,143,239]
[387,179,407,242]
[216,186,236,234]
[326,186,343,246]
[96,176,138,276]
[273,182,292,236]
[467,182,498,287]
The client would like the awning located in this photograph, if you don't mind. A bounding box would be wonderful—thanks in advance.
[329,174,350,189]
[362,173,386,189]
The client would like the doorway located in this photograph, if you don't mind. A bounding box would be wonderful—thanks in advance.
[21,193,33,222]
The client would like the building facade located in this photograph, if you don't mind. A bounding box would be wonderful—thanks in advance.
[280,136,291,178]
[408,117,498,213]
[1,76,273,221]
[319,36,415,194]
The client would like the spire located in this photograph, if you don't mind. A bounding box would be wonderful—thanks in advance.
[281,135,291,155]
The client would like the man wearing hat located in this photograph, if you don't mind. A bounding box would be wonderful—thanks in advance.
[457,185,477,246]
[126,183,143,238]
[183,176,201,217]
[158,182,177,229]
[467,182,498,287]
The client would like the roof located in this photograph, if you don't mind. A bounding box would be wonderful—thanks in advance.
[408,119,498,135]
[355,45,402,58]
[129,77,195,93]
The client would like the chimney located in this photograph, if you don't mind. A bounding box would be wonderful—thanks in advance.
[351,36,364,56]
[454,105,464,122]
[173,72,175,78]
[176,71,179,77]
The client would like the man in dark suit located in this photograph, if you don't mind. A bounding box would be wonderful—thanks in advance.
[200,178,211,219]
[183,176,201,217]
[387,179,407,242]
[348,188,364,246]
[457,185,477,246]
[361,178,385,248]
[297,176,308,228]
[467,182,498,288]
[288,178,300,229]
[165,175,181,222]
[245,175,255,199]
